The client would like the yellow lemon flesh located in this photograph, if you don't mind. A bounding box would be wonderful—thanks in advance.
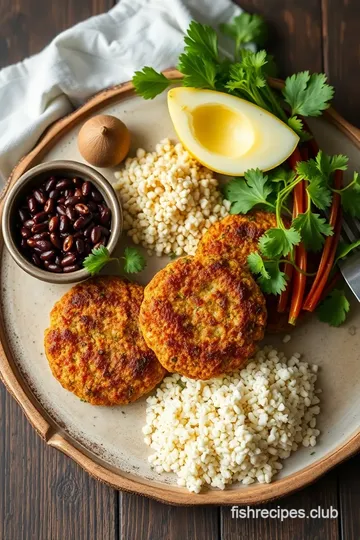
[167,87,299,176]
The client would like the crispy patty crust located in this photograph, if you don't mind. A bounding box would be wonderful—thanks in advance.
[44,276,166,405]
[196,211,277,265]
[140,257,267,380]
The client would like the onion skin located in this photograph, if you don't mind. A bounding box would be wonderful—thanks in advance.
[78,114,131,168]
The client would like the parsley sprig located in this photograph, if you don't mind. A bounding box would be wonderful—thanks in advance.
[317,289,350,327]
[83,246,146,276]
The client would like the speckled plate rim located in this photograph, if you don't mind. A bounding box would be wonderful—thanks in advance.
[0,70,360,506]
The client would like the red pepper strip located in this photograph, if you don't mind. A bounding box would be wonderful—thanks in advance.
[288,179,308,325]
[277,147,304,313]
[303,170,343,311]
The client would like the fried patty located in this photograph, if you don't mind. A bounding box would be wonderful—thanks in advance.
[44,276,166,405]
[196,211,277,265]
[139,257,267,380]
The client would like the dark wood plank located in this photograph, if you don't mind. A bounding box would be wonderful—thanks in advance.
[236,0,323,74]
[120,493,219,540]
[323,0,360,127]
[0,0,113,67]
[338,455,360,540]
[0,386,118,540]
[0,1,118,539]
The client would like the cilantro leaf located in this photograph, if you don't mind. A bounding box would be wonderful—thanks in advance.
[293,211,333,251]
[315,151,348,176]
[247,252,270,279]
[123,247,146,274]
[83,246,111,276]
[296,158,320,180]
[178,53,217,89]
[259,227,301,258]
[132,68,172,100]
[268,166,296,186]
[184,21,219,62]
[287,116,312,142]
[339,172,360,217]
[224,169,274,214]
[317,289,350,327]
[283,72,334,117]
[307,177,332,210]
[220,13,267,48]
[336,239,360,263]
[258,262,287,295]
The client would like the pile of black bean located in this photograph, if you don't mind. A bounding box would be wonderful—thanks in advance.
[16,176,112,273]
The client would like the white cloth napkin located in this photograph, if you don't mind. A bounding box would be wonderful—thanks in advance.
[0,0,242,184]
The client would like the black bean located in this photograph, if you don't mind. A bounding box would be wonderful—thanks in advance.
[50,233,62,249]
[24,218,34,229]
[87,201,98,212]
[44,199,55,214]
[74,214,92,230]
[20,239,28,250]
[28,197,37,213]
[65,195,83,207]
[74,188,83,198]
[90,226,102,244]
[48,216,59,232]
[64,189,74,198]
[73,177,82,187]
[73,231,83,239]
[20,227,32,239]
[59,215,70,233]
[61,253,77,267]
[34,240,53,252]
[63,264,80,273]
[26,238,37,248]
[19,208,30,222]
[63,235,74,252]
[34,189,46,205]
[49,189,60,199]
[56,204,66,216]
[84,224,95,239]
[57,197,66,205]
[91,189,103,202]
[33,232,49,240]
[65,206,77,221]
[99,226,110,237]
[76,238,85,254]
[40,250,56,261]
[55,256,62,266]
[75,203,89,215]
[32,253,42,267]
[84,242,92,254]
[56,178,71,190]
[94,239,106,249]
[47,264,63,273]
[31,222,49,234]
[99,206,111,225]
[45,177,57,192]
[33,211,48,224]
[82,181,91,197]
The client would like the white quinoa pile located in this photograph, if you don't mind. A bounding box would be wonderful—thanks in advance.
[143,346,321,493]
[113,139,229,256]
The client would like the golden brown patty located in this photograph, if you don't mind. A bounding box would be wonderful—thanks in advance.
[44,276,166,405]
[196,211,277,265]
[139,257,267,380]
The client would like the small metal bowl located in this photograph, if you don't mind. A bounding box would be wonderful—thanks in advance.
[2,160,123,284]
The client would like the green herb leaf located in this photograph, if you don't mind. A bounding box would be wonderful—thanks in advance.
[259,227,301,258]
[247,252,270,279]
[293,212,333,251]
[268,166,296,186]
[336,239,360,263]
[339,173,360,217]
[307,177,332,210]
[224,169,274,214]
[132,67,172,100]
[184,21,219,61]
[315,151,348,176]
[83,246,111,276]
[258,262,288,295]
[220,13,267,48]
[178,53,217,89]
[317,289,350,327]
[287,116,312,142]
[283,72,334,117]
[123,247,147,274]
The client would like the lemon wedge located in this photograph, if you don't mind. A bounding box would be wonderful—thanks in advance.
[167,87,299,176]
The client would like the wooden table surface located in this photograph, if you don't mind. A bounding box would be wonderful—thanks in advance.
[0,0,359,539]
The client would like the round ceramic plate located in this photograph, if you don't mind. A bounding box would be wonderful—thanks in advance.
[1,72,360,505]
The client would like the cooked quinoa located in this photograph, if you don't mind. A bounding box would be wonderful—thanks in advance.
[113,139,229,256]
[143,346,321,493]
